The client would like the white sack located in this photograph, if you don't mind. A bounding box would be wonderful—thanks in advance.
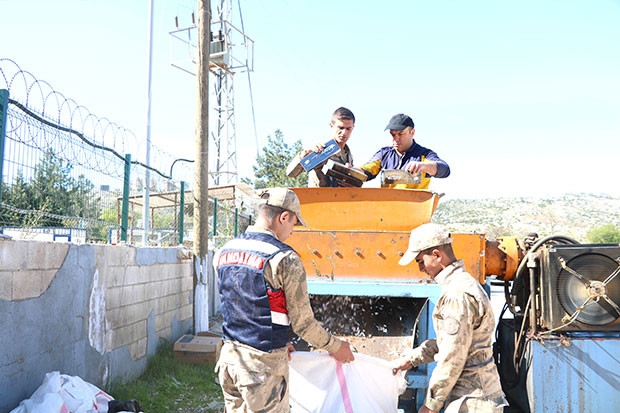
[10,371,114,413]
[289,351,407,413]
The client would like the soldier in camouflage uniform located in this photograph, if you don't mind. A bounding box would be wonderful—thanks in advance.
[215,187,355,412]
[391,223,508,413]
[286,107,356,187]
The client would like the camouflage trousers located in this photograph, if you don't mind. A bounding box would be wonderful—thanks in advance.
[217,341,290,413]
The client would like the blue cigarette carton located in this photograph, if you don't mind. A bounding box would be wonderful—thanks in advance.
[300,139,341,172]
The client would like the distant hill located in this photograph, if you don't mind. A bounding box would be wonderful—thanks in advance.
[432,193,620,243]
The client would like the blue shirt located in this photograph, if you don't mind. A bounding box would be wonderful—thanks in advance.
[360,142,450,189]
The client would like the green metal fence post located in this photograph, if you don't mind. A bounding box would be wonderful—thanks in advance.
[0,89,9,202]
[121,154,131,242]
[179,181,185,245]
[234,207,239,236]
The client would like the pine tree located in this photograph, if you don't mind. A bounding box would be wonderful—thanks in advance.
[243,129,307,189]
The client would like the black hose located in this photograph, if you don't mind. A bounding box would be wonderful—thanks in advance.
[514,235,579,281]
[505,235,580,316]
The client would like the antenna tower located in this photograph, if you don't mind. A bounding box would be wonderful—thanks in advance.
[170,0,254,185]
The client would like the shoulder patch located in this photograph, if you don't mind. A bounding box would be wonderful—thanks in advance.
[441,316,460,335]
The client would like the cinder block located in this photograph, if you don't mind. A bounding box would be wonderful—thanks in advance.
[26,241,69,271]
[0,240,27,271]
[12,269,43,300]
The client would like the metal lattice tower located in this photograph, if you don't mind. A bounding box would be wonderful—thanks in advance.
[169,0,254,185]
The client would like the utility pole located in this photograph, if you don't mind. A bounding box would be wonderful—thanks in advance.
[194,0,211,333]
[143,0,154,246]
[170,0,253,332]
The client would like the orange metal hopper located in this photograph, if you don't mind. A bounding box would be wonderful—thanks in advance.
[291,187,440,232]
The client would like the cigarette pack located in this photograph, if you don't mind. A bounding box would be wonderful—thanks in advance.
[300,139,341,171]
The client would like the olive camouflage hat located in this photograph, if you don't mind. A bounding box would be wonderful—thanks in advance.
[399,223,452,266]
[259,187,307,227]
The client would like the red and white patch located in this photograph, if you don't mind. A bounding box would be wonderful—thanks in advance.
[268,289,290,326]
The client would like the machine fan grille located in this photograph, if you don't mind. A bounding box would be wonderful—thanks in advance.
[556,253,620,326]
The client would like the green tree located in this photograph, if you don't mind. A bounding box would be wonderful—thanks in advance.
[1,151,99,227]
[242,129,307,189]
[0,171,35,226]
[586,223,620,244]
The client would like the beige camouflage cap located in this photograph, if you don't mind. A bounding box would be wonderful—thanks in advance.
[259,187,307,227]
[399,223,452,266]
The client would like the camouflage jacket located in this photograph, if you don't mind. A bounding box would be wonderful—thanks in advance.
[406,260,504,411]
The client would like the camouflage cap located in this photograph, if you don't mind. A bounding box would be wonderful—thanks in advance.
[259,187,307,227]
[399,223,452,266]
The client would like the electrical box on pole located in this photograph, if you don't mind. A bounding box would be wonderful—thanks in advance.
[169,0,254,186]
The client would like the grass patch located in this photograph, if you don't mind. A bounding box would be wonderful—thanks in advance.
[106,340,224,413]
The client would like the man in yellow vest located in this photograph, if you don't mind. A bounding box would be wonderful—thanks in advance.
[358,113,450,189]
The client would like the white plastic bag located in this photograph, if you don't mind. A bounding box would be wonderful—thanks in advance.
[10,371,114,413]
[289,352,407,413]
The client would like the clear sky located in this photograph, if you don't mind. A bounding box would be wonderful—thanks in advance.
[2,0,619,199]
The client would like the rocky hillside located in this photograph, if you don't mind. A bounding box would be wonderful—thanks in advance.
[432,193,620,242]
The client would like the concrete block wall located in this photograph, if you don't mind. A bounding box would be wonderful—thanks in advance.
[0,237,195,413]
